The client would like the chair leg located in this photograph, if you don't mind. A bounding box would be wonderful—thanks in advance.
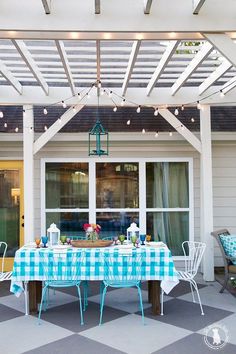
[99,285,107,326]
[137,285,145,325]
[24,281,29,316]
[161,289,164,316]
[190,282,196,303]
[83,281,88,311]
[38,286,48,324]
[191,280,204,315]
[76,285,84,325]
[220,275,228,293]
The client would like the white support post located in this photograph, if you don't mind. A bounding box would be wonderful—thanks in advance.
[23,105,34,243]
[200,105,214,281]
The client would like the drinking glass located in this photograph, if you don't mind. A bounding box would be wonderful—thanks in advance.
[131,235,137,246]
[146,235,152,243]
[140,234,146,246]
[35,238,41,248]
[66,237,71,245]
[118,234,125,245]
[60,235,67,245]
[41,236,48,248]
[113,235,118,245]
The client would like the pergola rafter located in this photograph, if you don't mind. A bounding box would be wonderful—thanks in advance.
[144,0,153,14]
[41,0,51,14]
[193,0,206,15]
[121,41,141,96]
[95,0,101,14]
[0,60,22,94]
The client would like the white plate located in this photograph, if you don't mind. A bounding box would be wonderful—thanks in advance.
[50,244,72,249]
[145,241,166,248]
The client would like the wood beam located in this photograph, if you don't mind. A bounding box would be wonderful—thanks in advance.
[41,0,51,14]
[55,40,76,95]
[204,33,236,67]
[95,0,100,14]
[144,0,153,14]
[122,41,141,96]
[12,40,49,95]
[158,108,202,153]
[33,105,84,154]
[199,60,232,95]
[171,41,213,96]
[193,0,206,15]
[221,76,236,94]
[0,60,22,94]
[146,41,179,96]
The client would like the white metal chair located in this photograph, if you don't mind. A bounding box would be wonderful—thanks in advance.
[0,241,29,315]
[178,241,206,315]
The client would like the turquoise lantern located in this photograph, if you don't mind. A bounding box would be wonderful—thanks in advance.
[88,96,109,156]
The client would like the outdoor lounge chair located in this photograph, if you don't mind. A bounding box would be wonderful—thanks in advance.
[211,229,236,293]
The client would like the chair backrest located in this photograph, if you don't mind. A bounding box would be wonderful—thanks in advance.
[103,250,143,284]
[182,241,206,277]
[211,229,231,267]
[0,242,7,273]
[39,250,83,282]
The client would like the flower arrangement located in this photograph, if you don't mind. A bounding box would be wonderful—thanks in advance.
[83,223,101,241]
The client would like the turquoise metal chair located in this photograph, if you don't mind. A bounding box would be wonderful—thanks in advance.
[38,250,84,325]
[99,250,145,325]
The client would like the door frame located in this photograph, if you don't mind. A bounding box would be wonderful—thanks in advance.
[0,160,24,271]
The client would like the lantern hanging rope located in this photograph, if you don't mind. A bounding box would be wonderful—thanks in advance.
[88,92,109,156]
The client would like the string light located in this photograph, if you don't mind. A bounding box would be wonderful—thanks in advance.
[97,80,102,89]
[174,108,179,116]
[15,127,19,133]
[191,117,195,122]
[197,101,201,110]
[86,93,91,99]
[58,118,62,124]
[4,122,7,128]
[126,119,131,125]
[23,109,26,118]
[181,105,184,111]
[121,98,125,106]
[113,106,117,112]
[44,125,48,131]
[181,124,185,130]
[78,93,81,99]
[29,127,33,133]
[0,111,3,118]
[43,107,48,115]
[154,108,158,116]
[72,106,76,113]
[169,131,173,136]
[142,128,146,134]
[108,91,113,98]
[101,89,105,96]
[62,101,67,108]
[220,89,225,98]
[155,132,159,138]
[136,105,141,113]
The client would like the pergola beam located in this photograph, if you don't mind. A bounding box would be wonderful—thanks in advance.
[41,0,51,14]
[158,108,202,153]
[171,41,213,96]
[95,0,100,14]
[122,41,141,96]
[146,41,179,96]
[193,0,206,15]
[0,60,22,94]
[55,40,76,95]
[12,40,49,95]
[204,33,236,67]
[144,0,153,14]
[199,60,232,95]
[33,105,84,154]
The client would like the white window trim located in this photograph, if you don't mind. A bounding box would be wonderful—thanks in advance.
[41,157,194,259]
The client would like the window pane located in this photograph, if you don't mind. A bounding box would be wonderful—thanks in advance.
[46,212,88,237]
[147,212,189,256]
[96,212,139,238]
[96,163,139,208]
[46,163,89,208]
[146,162,189,208]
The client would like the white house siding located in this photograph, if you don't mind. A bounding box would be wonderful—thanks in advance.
[1,136,236,267]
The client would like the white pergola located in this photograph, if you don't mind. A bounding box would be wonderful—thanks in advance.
[1,0,236,281]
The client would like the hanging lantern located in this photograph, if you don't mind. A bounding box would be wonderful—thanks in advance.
[47,223,60,246]
[88,93,109,156]
[127,222,140,243]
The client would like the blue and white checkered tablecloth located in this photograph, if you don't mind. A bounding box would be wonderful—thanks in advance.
[10,246,179,296]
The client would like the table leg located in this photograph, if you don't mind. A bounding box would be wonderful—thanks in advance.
[29,281,42,314]
[150,280,161,315]
[148,281,152,303]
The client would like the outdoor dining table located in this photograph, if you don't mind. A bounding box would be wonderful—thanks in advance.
[10,244,179,315]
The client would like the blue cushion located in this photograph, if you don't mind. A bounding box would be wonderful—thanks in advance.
[220,235,236,265]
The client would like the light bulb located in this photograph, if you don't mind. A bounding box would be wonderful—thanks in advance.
[191,117,195,122]
[121,98,125,106]
[113,106,117,112]
[78,93,81,99]
[174,108,179,116]
[86,93,90,99]
[181,125,185,130]
[23,109,26,118]
[97,80,102,88]
[197,101,201,110]
[142,128,145,134]
[58,118,62,124]
[62,101,67,108]
[127,119,131,125]
[154,109,158,116]
[100,90,104,96]
[72,106,76,113]
[43,107,47,115]
[15,127,19,133]
[0,111,3,118]
[29,127,33,133]
[4,122,7,128]
[169,131,173,137]
[220,90,225,98]
[109,91,113,98]
[155,132,159,138]
[136,105,141,113]
[181,105,184,111]
[44,125,48,131]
